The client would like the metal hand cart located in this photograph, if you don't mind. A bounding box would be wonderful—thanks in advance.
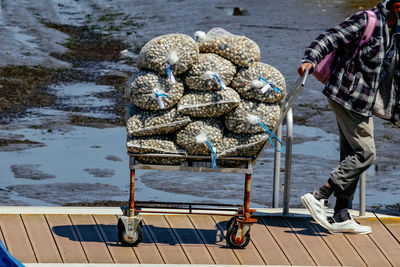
[118,70,309,248]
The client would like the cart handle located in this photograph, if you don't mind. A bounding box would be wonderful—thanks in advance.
[275,68,309,129]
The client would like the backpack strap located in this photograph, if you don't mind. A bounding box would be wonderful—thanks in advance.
[360,10,378,46]
[348,11,378,67]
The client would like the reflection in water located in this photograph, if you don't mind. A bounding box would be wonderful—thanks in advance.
[0,0,398,211]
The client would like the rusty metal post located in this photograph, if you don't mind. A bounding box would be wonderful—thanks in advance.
[244,173,252,220]
[129,169,136,217]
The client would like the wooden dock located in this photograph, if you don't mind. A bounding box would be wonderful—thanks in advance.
[0,207,399,266]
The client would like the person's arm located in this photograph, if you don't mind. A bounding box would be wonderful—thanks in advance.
[301,11,368,71]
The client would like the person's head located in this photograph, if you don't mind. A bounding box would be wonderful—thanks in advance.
[385,0,400,27]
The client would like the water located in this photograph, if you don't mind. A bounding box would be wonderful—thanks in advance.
[1,0,398,210]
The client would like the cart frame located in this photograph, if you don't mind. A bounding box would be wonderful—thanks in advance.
[118,70,309,248]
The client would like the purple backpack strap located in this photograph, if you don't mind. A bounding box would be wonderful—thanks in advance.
[361,11,378,44]
[349,11,378,62]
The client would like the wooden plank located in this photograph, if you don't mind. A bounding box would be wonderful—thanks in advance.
[359,217,400,267]
[379,217,400,243]
[69,214,113,264]
[285,217,340,266]
[345,218,392,267]
[0,224,6,248]
[142,215,189,264]
[0,214,36,263]
[93,215,138,264]
[213,215,265,265]
[189,215,240,265]
[136,217,164,264]
[261,216,315,266]
[165,215,214,264]
[310,221,366,266]
[249,218,290,265]
[46,214,88,263]
[21,214,62,263]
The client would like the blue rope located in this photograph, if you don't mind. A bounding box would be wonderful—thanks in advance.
[258,122,285,153]
[205,140,217,169]
[258,77,283,93]
[211,74,226,90]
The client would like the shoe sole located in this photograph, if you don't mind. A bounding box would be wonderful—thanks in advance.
[329,230,371,235]
[301,195,332,231]
[329,228,372,235]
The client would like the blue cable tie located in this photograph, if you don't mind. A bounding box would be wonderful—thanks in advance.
[258,77,283,93]
[258,122,285,153]
[211,74,226,90]
[166,65,172,76]
[166,63,176,83]
[205,140,217,169]
[155,92,170,99]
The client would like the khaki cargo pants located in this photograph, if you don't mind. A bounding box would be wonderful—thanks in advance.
[328,98,376,200]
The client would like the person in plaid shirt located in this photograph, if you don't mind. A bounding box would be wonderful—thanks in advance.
[298,0,400,234]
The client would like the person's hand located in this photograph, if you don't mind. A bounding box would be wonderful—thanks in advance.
[298,63,313,76]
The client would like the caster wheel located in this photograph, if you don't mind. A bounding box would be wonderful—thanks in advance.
[226,217,237,231]
[226,224,250,249]
[118,218,143,246]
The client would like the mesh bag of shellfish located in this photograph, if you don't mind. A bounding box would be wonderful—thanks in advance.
[183,53,236,91]
[127,136,186,165]
[194,27,260,67]
[126,104,191,136]
[216,133,268,167]
[177,88,241,118]
[224,99,281,134]
[126,71,184,111]
[218,133,267,158]
[176,119,223,156]
[231,62,286,103]
[137,33,199,82]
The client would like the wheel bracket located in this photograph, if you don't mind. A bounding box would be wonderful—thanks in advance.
[234,222,251,243]
[120,215,142,239]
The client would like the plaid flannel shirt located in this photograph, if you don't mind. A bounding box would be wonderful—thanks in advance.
[302,2,390,116]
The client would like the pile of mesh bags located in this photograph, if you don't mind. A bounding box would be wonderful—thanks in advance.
[126,28,286,166]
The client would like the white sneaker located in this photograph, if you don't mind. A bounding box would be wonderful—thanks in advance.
[301,192,333,231]
[329,217,372,234]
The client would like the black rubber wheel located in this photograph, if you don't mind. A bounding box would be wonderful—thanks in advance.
[117,218,143,246]
[226,224,251,249]
[226,217,237,231]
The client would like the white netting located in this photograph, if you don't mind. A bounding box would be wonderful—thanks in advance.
[224,99,281,134]
[137,33,199,75]
[183,53,236,91]
[125,71,184,111]
[177,88,241,118]
[194,28,260,67]
[124,30,288,166]
[127,136,186,165]
[126,105,191,136]
[231,62,286,103]
[176,119,223,155]
[216,133,268,167]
